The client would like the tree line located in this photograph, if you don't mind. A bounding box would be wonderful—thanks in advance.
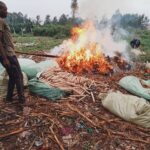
[5,0,78,38]
[6,12,75,37]
[110,10,149,30]
[6,9,149,38]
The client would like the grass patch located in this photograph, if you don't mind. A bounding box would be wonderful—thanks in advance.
[14,36,66,52]
[140,52,150,62]
[134,29,150,62]
[136,29,150,52]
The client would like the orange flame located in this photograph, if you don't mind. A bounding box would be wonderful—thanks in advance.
[58,21,113,74]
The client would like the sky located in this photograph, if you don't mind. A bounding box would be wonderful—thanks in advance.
[2,0,150,21]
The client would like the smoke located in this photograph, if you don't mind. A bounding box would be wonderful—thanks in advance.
[77,0,131,60]
[97,27,129,59]
[78,0,126,20]
[78,0,148,20]
[50,0,132,61]
[50,21,129,60]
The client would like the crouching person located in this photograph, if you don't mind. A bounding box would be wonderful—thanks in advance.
[0,1,25,103]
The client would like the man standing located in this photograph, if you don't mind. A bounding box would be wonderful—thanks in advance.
[0,1,25,103]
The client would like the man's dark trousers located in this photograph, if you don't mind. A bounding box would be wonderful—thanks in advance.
[0,55,25,101]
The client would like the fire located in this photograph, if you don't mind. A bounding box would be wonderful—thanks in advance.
[58,21,113,74]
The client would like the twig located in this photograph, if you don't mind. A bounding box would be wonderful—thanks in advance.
[0,123,50,139]
[67,103,98,127]
[48,135,58,144]
[137,126,150,133]
[39,112,63,128]
[2,120,23,126]
[88,80,94,88]
[28,138,36,150]
[99,119,121,125]
[111,131,150,144]
[71,95,86,97]
[0,128,25,139]
[80,86,90,95]
[101,132,150,145]
[78,95,87,102]
[119,137,150,144]
[90,92,96,103]
[50,123,65,150]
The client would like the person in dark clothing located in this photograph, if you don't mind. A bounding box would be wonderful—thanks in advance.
[130,39,141,48]
[0,1,25,103]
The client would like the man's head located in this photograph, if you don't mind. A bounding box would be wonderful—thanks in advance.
[0,1,7,18]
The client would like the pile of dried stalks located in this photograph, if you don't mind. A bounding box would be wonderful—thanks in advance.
[39,68,97,102]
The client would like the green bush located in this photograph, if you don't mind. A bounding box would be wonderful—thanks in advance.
[33,24,72,38]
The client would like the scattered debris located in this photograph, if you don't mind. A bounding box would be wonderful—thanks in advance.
[0,53,150,149]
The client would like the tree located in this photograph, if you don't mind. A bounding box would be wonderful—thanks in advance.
[52,16,58,24]
[59,14,68,25]
[44,15,51,25]
[71,0,78,20]
[25,18,33,33]
[120,14,149,29]
[6,12,34,34]
[111,9,122,27]
[35,15,42,25]
[110,10,149,31]
[138,14,149,29]
[99,15,108,29]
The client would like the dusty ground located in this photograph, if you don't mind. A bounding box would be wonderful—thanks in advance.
[0,54,150,150]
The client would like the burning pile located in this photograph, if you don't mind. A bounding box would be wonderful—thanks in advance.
[57,21,130,75]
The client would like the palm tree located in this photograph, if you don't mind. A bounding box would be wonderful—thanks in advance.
[71,0,78,21]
